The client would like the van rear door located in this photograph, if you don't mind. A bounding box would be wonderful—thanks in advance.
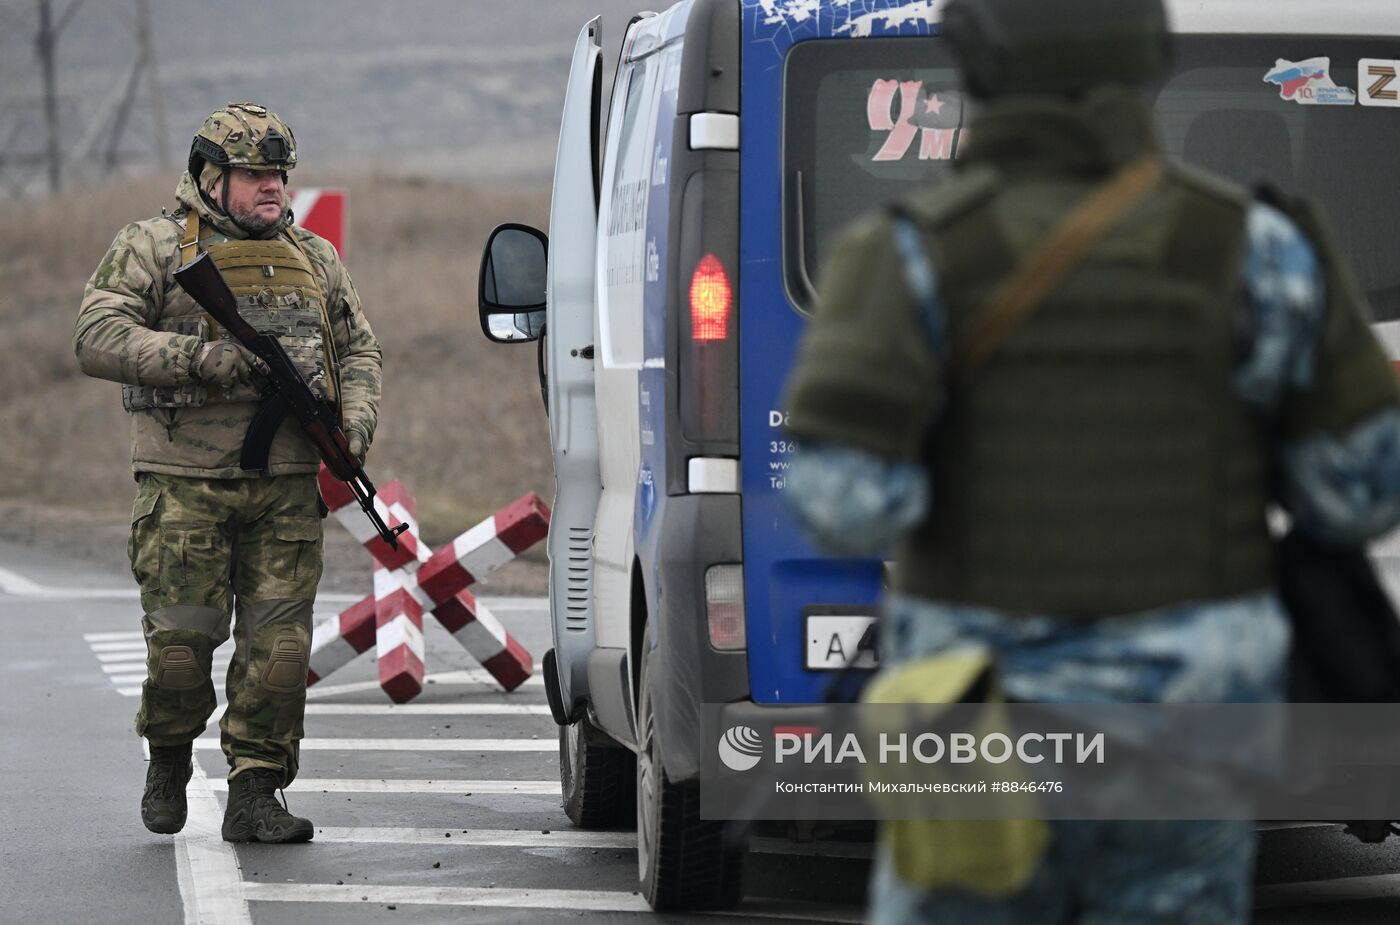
[741,29,966,705]
[547,19,604,718]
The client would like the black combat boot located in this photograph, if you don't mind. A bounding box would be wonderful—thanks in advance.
[142,743,193,834]
[221,768,314,843]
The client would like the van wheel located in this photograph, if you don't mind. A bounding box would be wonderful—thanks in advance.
[560,716,636,828]
[636,642,743,910]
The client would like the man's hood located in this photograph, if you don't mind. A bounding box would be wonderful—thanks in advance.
[173,170,292,240]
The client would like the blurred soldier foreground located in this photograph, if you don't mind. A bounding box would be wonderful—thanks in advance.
[74,102,382,842]
[784,0,1400,922]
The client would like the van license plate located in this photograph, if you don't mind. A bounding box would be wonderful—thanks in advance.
[805,615,879,671]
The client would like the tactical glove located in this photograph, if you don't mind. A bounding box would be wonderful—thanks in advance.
[346,427,368,464]
[194,341,267,388]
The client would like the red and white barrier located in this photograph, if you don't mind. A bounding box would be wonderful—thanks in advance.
[372,481,426,703]
[311,466,547,697]
[307,594,375,685]
[375,559,427,703]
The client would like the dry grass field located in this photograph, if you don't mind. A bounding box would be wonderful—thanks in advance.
[0,172,555,590]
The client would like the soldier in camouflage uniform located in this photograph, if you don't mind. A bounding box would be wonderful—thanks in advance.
[74,102,383,842]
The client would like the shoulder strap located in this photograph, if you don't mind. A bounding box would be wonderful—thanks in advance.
[177,210,201,265]
[886,167,1003,357]
[955,156,1164,379]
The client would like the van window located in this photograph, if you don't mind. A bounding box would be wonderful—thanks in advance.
[598,53,659,368]
[783,37,963,312]
[1160,36,1400,323]
[784,35,1400,322]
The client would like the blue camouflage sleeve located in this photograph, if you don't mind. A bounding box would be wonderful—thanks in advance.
[784,214,942,554]
[1237,202,1400,543]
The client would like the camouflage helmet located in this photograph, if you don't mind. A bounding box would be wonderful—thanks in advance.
[187,101,297,177]
[941,0,1171,100]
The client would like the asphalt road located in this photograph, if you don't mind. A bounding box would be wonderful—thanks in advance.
[3,538,1400,924]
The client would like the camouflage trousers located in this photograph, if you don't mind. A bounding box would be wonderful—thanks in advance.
[129,472,323,785]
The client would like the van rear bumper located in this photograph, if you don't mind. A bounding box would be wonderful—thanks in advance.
[650,492,749,782]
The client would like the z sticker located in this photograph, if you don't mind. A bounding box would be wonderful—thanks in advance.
[1359,59,1400,108]
[1263,57,1357,106]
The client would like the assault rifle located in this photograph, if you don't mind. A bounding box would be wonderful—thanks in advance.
[173,251,408,550]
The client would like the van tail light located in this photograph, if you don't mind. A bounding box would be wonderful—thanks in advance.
[675,166,738,482]
[690,253,732,341]
[706,564,746,650]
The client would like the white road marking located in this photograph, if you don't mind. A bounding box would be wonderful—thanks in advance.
[477,595,549,612]
[0,565,45,595]
[1255,871,1400,909]
[103,660,231,676]
[91,641,148,653]
[84,631,145,642]
[314,827,873,860]
[243,882,653,912]
[193,737,554,752]
[317,827,635,849]
[305,702,550,716]
[241,883,863,921]
[208,702,551,721]
[175,758,251,925]
[108,673,152,685]
[204,778,562,795]
[117,686,143,697]
[98,653,148,665]
[306,669,542,699]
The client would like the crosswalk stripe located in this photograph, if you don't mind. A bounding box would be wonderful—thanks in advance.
[193,737,554,752]
[99,655,147,667]
[91,642,148,653]
[207,703,552,721]
[205,778,562,795]
[108,673,150,685]
[117,686,143,697]
[175,758,251,923]
[242,882,652,912]
[313,827,873,860]
[83,631,145,642]
[305,702,551,716]
[306,669,543,699]
[1255,872,1400,909]
[317,827,633,849]
[241,883,864,920]
[100,660,148,672]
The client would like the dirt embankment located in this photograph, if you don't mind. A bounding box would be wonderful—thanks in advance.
[0,172,554,595]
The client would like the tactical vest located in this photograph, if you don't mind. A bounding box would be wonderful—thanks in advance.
[122,211,337,412]
[902,165,1274,618]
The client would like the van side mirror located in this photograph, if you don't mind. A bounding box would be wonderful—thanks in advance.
[478,223,548,343]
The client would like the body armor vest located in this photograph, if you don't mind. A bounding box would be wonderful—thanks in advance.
[903,165,1274,617]
[123,216,335,412]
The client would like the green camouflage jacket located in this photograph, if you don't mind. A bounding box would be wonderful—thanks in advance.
[74,172,382,479]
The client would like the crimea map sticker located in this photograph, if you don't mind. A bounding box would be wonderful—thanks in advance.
[1264,57,1357,105]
